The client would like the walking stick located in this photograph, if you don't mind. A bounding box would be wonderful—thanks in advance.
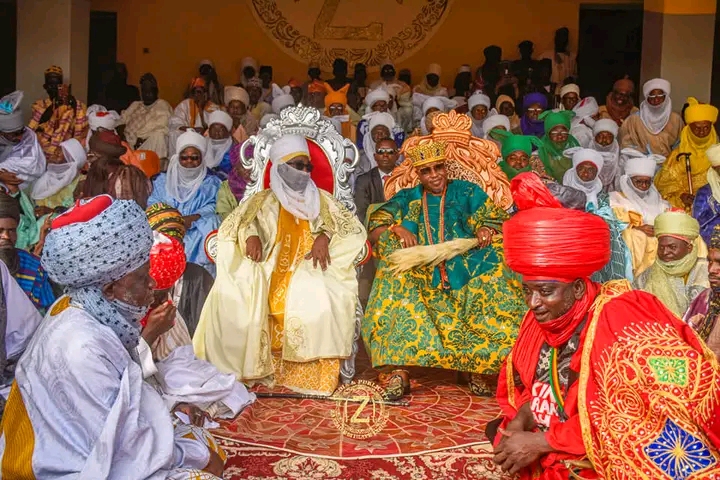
[254,391,410,407]
[677,152,693,195]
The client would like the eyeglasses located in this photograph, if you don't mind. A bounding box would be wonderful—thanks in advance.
[418,163,446,175]
[631,178,652,188]
[549,131,569,139]
[647,94,666,100]
[526,108,544,114]
[180,154,201,162]
[376,148,397,155]
[287,160,314,172]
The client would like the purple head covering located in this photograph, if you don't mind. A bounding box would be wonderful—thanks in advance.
[520,92,549,138]
[228,143,248,201]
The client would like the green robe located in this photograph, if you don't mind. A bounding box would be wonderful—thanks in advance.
[362,180,525,374]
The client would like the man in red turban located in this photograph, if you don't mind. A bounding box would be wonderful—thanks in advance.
[491,192,720,478]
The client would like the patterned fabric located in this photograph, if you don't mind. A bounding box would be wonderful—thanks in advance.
[363,180,526,374]
[41,198,153,351]
[120,99,174,158]
[28,98,88,159]
[589,192,634,283]
[13,249,55,313]
[146,202,187,242]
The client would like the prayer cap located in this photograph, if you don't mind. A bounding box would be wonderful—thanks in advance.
[427,63,442,76]
[685,97,719,124]
[0,192,20,223]
[208,110,233,131]
[623,155,657,178]
[224,86,250,107]
[176,130,207,158]
[45,65,63,76]
[540,110,574,132]
[365,88,391,108]
[272,94,295,114]
[368,112,395,132]
[42,195,153,288]
[269,134,309,164]
[592,118,619,137]
[323,83,349,108]
[654,210,699,241]
[503,205,610,282]
[482,114,511,138]
[560,84,580,98]
[149,231,186,291]
[468,93,491,111]
[0,91,24,133]
[643,78,671,97]
[146,203,186,242]
[406,141,446,168]
[422,96,449,115]
[707,143,720,167]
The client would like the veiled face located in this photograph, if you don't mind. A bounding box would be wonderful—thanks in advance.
[522,279,585,323]
[179,146,202,168]
[658,236,693,262]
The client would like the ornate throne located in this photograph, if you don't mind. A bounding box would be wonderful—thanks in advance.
[384,111,514,210]
[239,104,368,384]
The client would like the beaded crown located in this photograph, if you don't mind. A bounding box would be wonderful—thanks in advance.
[406,141,447,167]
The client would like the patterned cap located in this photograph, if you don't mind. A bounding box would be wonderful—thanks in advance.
[406,141,447,168]
[149,232,186,290]
[146,202,186,242]
[45,65,63,77]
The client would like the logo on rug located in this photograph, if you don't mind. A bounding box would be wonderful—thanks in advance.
[331,380,388,439]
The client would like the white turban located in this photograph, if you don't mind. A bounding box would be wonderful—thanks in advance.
[422,97,448,115]
[166,130,208,203]
[624,155,658,178]
[707,143,720,167]
[571,97,599,128]
[468,93,491,112]
[365,88,391,108]
[30,139,84,200]
[562,147,605,208]
[207,110,233,131]
[593,118,619,137]
[618,148,667,223]
[363,112,396,167]
[260,114,279,129]
[560,84,580,98]
[482,114,511,138]
[0,91,24,132]
[272,94,295,114]
[61,138,87,168]
[199,59,214,68]
[224,86,250,107]
[643,78,671,98]
[88,107,120,131]
[269,135,320,221]
[568,148,604,171]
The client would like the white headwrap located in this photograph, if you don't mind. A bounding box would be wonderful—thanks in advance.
[269,134,321,221]
[704,144,720,202]
[467,93,492,138]
[482,114,511,139]
[414,94,457,135]
[0,91,24,133]
[224,86,250,107]
[571,97,598,128]
[166,130,208,203]
[562,147,604,208]
[206,110,234,169]
[199,59,214,68]
[272,94,295,114]
[86,105,120,151]
[592,119,621,189]
[640,78,673,135]
[619,148,668,223]
[708,143,720,167]
[365,88,391,108]
[362,112,396,170]
[560,84,580,98]
[31,138,86,200]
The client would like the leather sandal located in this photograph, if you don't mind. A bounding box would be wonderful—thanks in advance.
[383,370,411,401]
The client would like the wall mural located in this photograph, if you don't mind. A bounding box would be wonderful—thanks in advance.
[246,0,455,70]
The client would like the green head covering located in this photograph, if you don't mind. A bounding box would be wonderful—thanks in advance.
[491,130,544,180]
[539,110,575,134]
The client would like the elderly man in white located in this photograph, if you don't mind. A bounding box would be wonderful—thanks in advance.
[194,134,366,396]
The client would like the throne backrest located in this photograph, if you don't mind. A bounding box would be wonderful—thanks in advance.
[240,105,360,213]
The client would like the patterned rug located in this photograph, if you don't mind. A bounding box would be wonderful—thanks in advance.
[212,355,502,460]
[219,440,513,480]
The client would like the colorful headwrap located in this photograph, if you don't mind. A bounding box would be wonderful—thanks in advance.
[540,110,574,133]
[710,223,720,250]
[45,65,63,77]
[685,97,719,125]
[149,231,186,291]
[323,83,349,109]
[510,171,587,211]
[189,77,206,90]
[503,206,611,282]
[146,202,186,242]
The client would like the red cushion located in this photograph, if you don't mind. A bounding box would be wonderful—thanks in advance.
[51,195,113,230]
[262,138,335,194]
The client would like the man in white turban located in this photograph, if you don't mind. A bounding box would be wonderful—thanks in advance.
[610,149,669,276]
[0,91,46,191]
[591,118,621,189]
[0,196,225,478]
[568,96,598,148]
[194,134,366,396]
[356,88,406,159]
[205,110,236,176]
[85,104,121,150]
[620,78,683,158]
[224,85,258,143]
[558,83,580,111]
[467,92,492,138]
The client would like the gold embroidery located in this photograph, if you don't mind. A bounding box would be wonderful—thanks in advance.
[313,0,383,41]
[318,191,364,238]
[220,190,272,241]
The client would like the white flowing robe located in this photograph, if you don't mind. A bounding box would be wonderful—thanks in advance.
[193,189,366,382]
[167,100,219,158]
[120,100,174,159]
[0,304,219,479]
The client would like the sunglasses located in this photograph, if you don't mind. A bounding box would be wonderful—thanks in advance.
[376,148,397,155]
[287,160,314,172]
[647,94,666,100]
[418,163,446,176]
[527,108,544,114]
[180,154,201,162]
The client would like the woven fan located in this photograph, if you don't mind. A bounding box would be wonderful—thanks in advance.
[388,238,483,274]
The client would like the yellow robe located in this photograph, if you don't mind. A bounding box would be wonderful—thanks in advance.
[194,190,366,395]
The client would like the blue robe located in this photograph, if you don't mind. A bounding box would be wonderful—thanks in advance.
[148,172,221,275]
[692,184,719,246]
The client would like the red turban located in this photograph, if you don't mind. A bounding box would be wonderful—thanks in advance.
[503,207,611,282]
[510,172,562,210]
[149,233,186,290]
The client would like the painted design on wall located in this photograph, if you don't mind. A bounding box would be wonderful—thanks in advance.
[247,0,454,70]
